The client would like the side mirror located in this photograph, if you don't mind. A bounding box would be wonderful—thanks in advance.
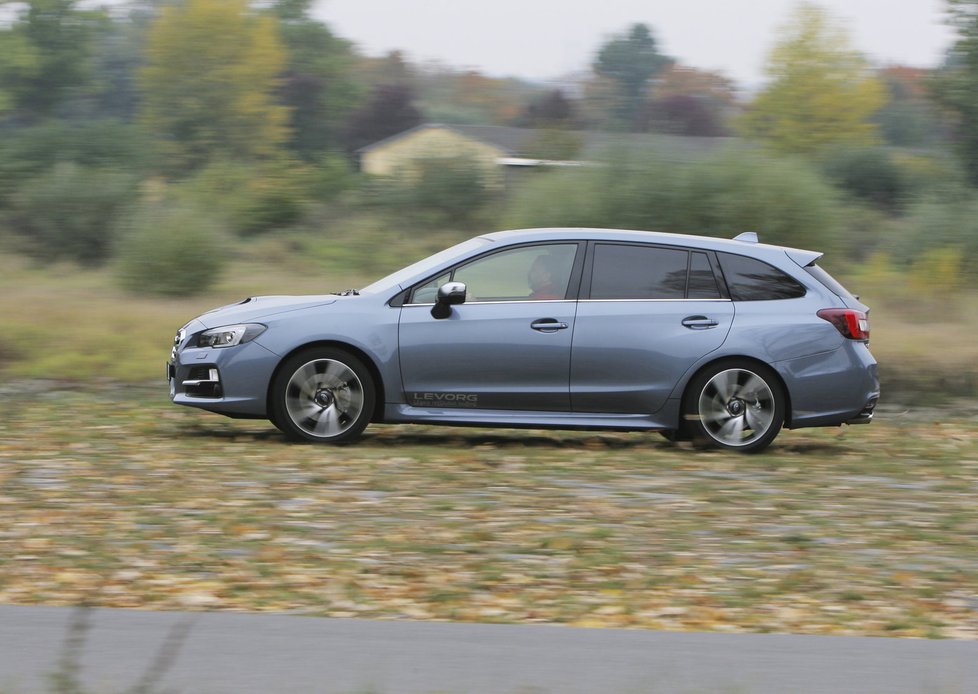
[431,281,466,319]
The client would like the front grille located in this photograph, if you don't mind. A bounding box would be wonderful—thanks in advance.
[171,328,187,361]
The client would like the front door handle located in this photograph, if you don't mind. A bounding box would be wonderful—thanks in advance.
[682,315,719,330]
[531,319,569,332]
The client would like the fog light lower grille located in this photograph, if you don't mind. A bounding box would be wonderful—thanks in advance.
[183,366,222,398]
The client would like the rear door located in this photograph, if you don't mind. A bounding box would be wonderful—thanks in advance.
[570,243,734,414]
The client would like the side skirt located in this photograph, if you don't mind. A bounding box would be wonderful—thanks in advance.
[381,400,681,432]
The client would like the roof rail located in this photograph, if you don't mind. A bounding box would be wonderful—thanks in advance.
[733,231,758,243]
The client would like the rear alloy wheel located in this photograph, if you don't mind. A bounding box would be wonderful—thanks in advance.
[684,362,784,453]
[270,348,375,444]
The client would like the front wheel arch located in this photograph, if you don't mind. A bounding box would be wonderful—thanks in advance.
[266,341,386,426]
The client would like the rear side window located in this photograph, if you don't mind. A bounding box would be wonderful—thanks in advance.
[590,244,689,299]
[717,253,806,301]
[688,252,722,299]
[588,244,725,300]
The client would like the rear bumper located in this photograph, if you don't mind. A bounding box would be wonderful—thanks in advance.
[846,396,878,424]
[777,342,879,429]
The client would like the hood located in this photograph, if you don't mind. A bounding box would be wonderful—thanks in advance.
[196,295,338,328]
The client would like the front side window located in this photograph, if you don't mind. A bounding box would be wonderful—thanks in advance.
[717,252,806,301]
[410,244,578,303]
[590,244,690,299]
[410,272,451,304]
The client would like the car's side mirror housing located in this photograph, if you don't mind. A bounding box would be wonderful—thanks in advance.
[431,281,466,319]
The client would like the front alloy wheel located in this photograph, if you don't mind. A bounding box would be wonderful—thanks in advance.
[271,348,375,444]
[684,363,784,453]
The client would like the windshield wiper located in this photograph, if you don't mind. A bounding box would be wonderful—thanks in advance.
[331,289,360,296]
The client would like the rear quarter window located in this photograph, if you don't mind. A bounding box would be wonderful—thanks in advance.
[805,263,859,303]
[717,252,806,301]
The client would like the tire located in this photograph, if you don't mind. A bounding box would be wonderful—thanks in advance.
[269,348,375,444]
[682,361,784,453]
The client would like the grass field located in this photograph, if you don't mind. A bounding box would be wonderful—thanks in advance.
[1,383,976,639]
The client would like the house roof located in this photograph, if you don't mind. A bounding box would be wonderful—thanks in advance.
[357,123,520,154]
[357,122,736,162]
[356,123,537,155]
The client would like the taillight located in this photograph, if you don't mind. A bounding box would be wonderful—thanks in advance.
[817,308,870,341]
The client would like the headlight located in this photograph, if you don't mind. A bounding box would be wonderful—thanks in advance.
[195,323,266,348]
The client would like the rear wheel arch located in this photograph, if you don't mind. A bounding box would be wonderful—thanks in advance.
[678,356,792,452]
[682,356,793,427]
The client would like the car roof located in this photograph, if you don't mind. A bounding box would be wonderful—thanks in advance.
[478,228,822,268]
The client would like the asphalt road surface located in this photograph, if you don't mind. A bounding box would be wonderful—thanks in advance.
[0,605,975,693]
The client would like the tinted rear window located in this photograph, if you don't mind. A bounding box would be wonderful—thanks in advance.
[717,253,806,301]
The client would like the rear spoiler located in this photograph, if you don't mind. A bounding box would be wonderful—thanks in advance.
[732,232,822,267]
[786,248,823,267]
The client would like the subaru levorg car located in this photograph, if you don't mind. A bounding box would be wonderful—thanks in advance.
[168,228,878,453]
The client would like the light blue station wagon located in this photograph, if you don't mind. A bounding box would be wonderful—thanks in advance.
[168,228,879,452]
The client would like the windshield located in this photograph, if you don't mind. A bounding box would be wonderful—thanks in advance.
[359,237,492,294]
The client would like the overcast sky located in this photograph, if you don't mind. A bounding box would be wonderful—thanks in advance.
[313,0,956,88]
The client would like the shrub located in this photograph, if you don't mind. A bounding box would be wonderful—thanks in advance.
[896,196,978,280]
[115,200,228,296]
[364,156,496,227]
[818,146,909,211]
[0,120,154,207]
[909,246,966,296]
[7,162,138,266]
[411,156,493,222]
[175,159,317,237]
[505,148,841,252]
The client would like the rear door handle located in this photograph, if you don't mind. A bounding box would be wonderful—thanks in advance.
[682,315,719,329]
[531,319,569,332]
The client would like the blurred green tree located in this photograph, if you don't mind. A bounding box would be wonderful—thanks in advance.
[505,148,840,252]
[592,23,672,129]
[934,0,978,184]
[8,162,138,265]
[874,66,948,148]
[640,64,736,136]
[520,89,576,128]
[344,84,422,154]
[139,0,290,172]
[410,63,539,126]
[116,197,229,296]
[270,0,364,159]
[818,146,909,211]
[741,3,885,155]
[0,0,104,120]
[0,120,153,206]
[81,7,154,124]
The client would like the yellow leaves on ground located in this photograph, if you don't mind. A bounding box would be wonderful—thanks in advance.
[1,386,977,639]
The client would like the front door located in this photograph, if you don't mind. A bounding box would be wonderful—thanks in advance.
[398,243,581,412]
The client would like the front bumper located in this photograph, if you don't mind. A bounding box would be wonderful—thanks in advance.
[168,323,279,418]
